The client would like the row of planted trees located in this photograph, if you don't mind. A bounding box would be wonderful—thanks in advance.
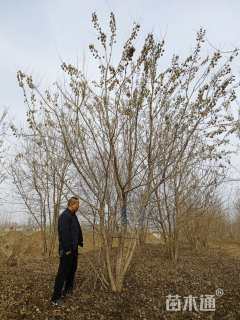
[7,13,240,292]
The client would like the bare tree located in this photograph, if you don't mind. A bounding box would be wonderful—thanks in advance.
[149,133,227,260]
[10,107,72,256]
[0,110,7,185]
[0,212,12,230]
[16,13,239,289]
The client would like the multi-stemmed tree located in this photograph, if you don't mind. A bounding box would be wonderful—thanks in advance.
[15,13,239,289]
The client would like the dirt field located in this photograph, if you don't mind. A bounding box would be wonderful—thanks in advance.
[0,232,240,320]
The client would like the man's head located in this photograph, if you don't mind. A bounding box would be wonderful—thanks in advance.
[67,196,80,214]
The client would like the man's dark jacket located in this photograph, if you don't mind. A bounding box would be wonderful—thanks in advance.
[58,208,83,254]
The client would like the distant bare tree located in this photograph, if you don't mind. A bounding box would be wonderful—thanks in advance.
[10,107,72,256]
[0,212,12,230]
[0,110,7,185]
[149,135,227,260]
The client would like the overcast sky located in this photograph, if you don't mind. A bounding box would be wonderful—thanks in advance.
[1,0,240,222]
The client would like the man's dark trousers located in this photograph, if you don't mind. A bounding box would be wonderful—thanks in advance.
[51,249,78,301]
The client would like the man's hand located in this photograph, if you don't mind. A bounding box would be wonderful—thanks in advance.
[65,250,72,255]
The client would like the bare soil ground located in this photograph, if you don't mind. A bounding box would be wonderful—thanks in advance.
[0,232,240,320]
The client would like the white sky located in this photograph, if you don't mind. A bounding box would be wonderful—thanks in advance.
[1,0,240,222]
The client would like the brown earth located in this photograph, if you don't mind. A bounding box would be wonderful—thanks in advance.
[0,232,240,319]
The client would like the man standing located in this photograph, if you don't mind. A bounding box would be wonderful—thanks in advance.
[51,196,83,306]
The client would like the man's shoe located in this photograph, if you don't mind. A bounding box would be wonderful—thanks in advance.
[62,287,73,298]
[51,298,64,307]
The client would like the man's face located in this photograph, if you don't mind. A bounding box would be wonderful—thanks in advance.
[72,200,79,213]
